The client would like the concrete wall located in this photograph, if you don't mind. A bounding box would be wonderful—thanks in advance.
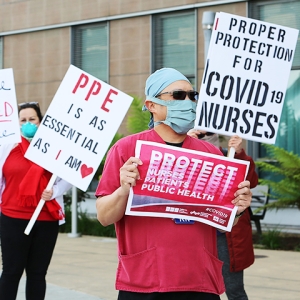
[0,0,248,135]
[3,28,70,112]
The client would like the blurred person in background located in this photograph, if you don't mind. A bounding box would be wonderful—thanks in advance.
[188,129,258,300]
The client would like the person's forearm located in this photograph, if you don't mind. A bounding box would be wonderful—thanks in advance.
[96,187,129,226]
[52,179,72,199]
[232,215,240,226]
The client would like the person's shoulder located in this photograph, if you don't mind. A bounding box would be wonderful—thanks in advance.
[187,136,223,155]
[116,129,155,144]
[109,129,154,152]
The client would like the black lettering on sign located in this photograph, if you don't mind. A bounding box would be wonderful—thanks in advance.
[65,156,82,171]
[33,138,50,153]
[197,101,278,139]
[89,116,107,131]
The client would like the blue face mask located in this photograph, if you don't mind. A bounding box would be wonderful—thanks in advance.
[21,122,38,138]
[149,97,197,134]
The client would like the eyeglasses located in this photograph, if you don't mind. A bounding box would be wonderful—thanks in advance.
[198,132,215,139]
[156,90,199,101]
[18,102,39,108]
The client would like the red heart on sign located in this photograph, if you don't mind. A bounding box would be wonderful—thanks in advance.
[80,164,93,178]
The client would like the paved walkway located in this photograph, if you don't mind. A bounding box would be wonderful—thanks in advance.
[0,233,299,299]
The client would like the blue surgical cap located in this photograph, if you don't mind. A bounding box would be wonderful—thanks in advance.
[143,68,191,129]
[145,68,190,97]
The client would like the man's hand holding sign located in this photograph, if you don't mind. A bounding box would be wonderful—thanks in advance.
[24,65,133,234]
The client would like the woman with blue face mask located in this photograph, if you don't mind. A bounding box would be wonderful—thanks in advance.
[95,68,253,300]
[19,103,42,139]
[0,102,72,300]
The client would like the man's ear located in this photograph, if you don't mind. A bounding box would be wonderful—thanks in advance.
[144,100,155,113]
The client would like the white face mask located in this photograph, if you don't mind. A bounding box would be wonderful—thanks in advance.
[150,97,197,134]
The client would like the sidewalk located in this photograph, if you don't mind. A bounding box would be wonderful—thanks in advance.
[1,233,299,300]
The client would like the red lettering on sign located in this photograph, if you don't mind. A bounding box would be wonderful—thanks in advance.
[0,102,13,119]
[101,89,118,112]
[72,73,89,94]
[85,80,101,101]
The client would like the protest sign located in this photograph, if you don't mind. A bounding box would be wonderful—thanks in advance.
[25,65,133,191]
[195,12,299,144]
[0,68,21,145]
[126,140,250,231]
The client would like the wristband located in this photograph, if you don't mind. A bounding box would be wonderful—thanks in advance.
[235,210,245,218]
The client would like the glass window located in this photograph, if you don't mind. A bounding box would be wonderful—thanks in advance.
[250,0,300,67]
[153,11,196,87]
[72,23,108,82]
[276,69,300,153]
[249,0,300,158]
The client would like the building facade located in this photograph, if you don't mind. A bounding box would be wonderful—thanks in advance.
[0,0,299,161]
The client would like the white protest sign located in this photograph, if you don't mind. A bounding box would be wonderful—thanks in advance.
[196,12,299,144]
[25,65,133,191]
[0,68,21,145]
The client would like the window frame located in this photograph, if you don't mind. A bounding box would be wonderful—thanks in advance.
[151,10,198,87]
[71,22,109,83]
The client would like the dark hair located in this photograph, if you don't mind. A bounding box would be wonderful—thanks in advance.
[18,102,43,122]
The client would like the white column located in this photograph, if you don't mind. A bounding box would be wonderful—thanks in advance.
[68,185,81,238]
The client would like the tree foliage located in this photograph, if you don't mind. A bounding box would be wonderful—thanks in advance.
[126,95,150,133]
[256,144,300,210]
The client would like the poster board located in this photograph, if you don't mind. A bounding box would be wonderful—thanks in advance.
[25,65,133,191]
[195,12,299,144]
[126,140,250,231]
[0,68,21,145]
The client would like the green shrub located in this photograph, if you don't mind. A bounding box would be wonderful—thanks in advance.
[77,212,116,237]
[59,206,116,237]
[126,95,150,133]
[294,244,300,252]
[256,144,300,210]
[260,229,282,250]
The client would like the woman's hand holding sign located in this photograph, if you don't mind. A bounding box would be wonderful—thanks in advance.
[41,189,54,201]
